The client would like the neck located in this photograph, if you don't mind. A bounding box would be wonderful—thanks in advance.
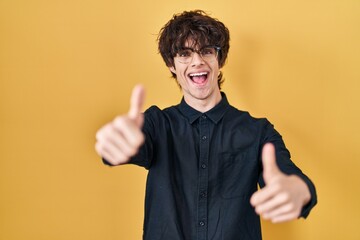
[184,91,222,113]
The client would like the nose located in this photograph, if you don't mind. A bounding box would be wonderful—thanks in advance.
[190,52,205,66]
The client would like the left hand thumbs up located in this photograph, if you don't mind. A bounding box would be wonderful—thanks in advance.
[250,143,311,223]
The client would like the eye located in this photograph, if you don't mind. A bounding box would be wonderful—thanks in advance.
[177,50,192,58]
[200,47,215,56]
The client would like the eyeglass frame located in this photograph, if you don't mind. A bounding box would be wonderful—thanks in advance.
[174,46,221,64]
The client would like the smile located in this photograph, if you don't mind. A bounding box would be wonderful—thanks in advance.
[188,72,208,85]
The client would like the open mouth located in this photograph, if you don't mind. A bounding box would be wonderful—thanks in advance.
[188,72,208,85]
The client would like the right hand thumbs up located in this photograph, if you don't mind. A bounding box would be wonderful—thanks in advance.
[95,85,146,165]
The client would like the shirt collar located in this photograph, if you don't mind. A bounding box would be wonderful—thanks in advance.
[177,92,230,124]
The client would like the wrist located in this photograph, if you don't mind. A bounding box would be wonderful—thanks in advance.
[292,175,311,206]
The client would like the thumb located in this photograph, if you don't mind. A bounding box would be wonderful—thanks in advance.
[262,143,281,183]
[128,84,146,126]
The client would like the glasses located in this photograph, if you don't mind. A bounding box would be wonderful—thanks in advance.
[175,46,221,64]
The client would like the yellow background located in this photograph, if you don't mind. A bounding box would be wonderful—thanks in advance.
[1,0,359,239]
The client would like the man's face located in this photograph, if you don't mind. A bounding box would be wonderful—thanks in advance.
[169,42,221,107]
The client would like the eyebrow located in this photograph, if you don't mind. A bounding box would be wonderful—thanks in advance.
[178,45,212,51]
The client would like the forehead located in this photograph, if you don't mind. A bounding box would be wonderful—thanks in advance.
[182,37,210,49]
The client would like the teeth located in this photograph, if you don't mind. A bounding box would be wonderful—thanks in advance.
[189,72,207,77]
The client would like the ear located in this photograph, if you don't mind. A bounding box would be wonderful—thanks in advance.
[169,66,176,74]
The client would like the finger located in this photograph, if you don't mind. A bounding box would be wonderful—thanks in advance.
[100,140,128,163]
[262,203,295,221]
[95,141,126,165]
[270,211,300,223]
[250,184,281,207]
[254,192,290,215]
[95,142,113,161]
[113,116,145,148]
[128,84,145,121]
[104,125,138,158]
[95,123,139,163]
[262,143,281,183]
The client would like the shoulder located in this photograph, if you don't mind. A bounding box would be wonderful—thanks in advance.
[226,105,270,126]
[143,105,182,124]
[144,105,179,117]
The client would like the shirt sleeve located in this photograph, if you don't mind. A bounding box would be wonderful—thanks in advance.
[258,119,317,218]
[127,106,161,169]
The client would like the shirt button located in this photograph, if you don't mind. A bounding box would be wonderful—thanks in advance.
[202,135,207,140]
[199,221,205,226]
[201,163,207,169]
[200,191,207,198]
[202,115,207,119]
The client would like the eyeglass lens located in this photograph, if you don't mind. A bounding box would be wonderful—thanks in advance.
[176,46,219,64]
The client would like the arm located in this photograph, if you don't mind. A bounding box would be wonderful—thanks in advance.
[250,120,317,223]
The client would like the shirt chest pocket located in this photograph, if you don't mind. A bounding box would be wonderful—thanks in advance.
[219,148,260,199]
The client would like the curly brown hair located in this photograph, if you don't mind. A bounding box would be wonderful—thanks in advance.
[158,10,230,89]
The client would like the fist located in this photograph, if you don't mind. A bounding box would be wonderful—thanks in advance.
[250,143,311,223]
[95,85,146,165]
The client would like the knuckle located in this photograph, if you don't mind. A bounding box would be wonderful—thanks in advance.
[119,145,136,159]
[120,153,133,164]
[135,134,145,148]
[126,147,137,157]
[103,123,113,133]
[113,157,125,165]
[113,116,127,128]
[282,192,291,202]
[288,202,295,211]
[109,159,121,166]
[129,132,144,147]
[290,212,299,220]
[108,154,126,166]
[272,182,281,192]
[118,145,135,159]
[97,124,112,139]
[94,142,102,154]
[96,129,104,140]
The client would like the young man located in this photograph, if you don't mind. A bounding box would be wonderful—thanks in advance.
[95,10,317,240]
